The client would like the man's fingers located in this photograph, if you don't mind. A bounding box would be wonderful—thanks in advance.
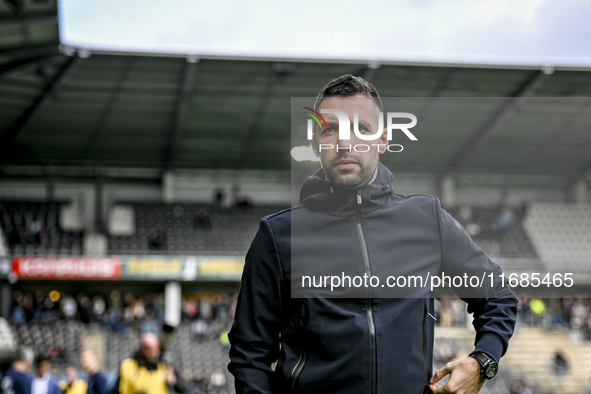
[429,382,451,394]
[430,362,453,384]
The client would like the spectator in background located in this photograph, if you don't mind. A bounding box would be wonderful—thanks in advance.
[147,228,166,251]
[59,367,86,394]
[77,295,91,324]
[30,220,43,245]
[32,356,62,394]
[60,296,77,322]
[234,196,253,209]
[133,300,145,321]
[1,346,35,394]
[212,190,225,212]
[517,298,532,326]
[199,298,213,323]
[496,207,513,230]
[91,296,106,323]
[11,292,26,325]
[190,319,208,342]
[110,333,185,394]
[439,299,453,328]
[33,292,45,322]
[80,350,106,394]
[139,311,158,335]
[22,294,34,322]
[552,351,569,376]
[192,209,211,230]
[509,379,531,394]
[494,207,514,245]
[529,298,546,326]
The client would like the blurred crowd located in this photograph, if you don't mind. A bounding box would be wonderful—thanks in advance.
[454,205,526,258]
[517,297,591,344]
[432,296,591,344]
[456,205,518,237]
[10,290,237,339]
[1,347,106,394]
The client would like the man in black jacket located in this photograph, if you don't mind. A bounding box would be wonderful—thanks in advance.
[228,74,518,394]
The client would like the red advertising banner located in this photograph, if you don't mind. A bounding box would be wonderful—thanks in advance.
[12,257,122,279]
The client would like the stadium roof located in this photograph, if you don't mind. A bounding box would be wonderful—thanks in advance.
[1,0,591,190]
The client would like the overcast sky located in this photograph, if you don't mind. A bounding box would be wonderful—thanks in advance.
[59,0,591,67]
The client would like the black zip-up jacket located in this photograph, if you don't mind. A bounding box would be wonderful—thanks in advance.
[228,163,517,394]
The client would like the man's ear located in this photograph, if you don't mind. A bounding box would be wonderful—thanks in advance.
[378,127,388,154]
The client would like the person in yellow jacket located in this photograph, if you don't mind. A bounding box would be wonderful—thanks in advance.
[110,333,185,394]
[59,367,87,394]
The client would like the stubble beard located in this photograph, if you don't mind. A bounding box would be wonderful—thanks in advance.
[324,154,378,189]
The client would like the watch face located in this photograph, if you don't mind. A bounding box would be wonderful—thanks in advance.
[485,363,498,379]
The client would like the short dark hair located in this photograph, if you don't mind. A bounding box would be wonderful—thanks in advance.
[314,74,383,112]
[35,355,50,365]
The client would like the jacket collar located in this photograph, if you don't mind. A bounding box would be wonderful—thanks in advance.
[299,162,394,214]
[133,351,161,370]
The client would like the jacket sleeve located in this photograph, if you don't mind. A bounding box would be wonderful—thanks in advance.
[435,198,518,363]
[94,374,108,394]
[171,367,186,393]
[228,218,284,394]
[109,363,123,394]
[50,378,64,394]
[108,375,120,394]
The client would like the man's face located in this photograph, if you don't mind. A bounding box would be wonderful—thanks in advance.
[311,96,387,189]
[66,367,77,383]
[140,339,161,364]
[36,361,50,377]
[80,351,96,373]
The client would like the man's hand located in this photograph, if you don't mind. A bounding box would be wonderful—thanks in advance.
[165,367,176,385]
[429,356,485,394]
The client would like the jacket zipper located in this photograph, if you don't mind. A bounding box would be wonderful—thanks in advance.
[423,298,431,392]
[356,192,377,394]
[289,302,309,393]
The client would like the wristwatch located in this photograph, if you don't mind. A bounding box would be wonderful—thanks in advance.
[469,352,498,379]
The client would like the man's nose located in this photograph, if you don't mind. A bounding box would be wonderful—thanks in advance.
[336,130,352,151]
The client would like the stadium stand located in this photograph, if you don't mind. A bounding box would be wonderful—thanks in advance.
[0,317,17,357]
[7,289,236,392]
[445,205,538,259]
[9,290,591,394]
[11,321,81,372]
[108,202,288,255]
[2,200,545,260]
[0,200,83,257]
[502,327,591,394]
[524,203,591,272]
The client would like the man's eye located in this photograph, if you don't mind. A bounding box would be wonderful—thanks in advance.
[324,127,337,134]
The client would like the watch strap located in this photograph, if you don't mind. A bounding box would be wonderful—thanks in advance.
[470,352,497,379]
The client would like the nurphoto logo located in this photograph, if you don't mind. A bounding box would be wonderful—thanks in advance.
[303,107,418,152]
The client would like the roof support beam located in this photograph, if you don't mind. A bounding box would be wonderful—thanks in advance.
[0,45,60,74]
[564,158,591,192]
[233,69,275,169]
[0,54,75,161]
[79,57,134,161]
[440,69,544,177]
[163,59,196,169]
[2,0,23,15]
